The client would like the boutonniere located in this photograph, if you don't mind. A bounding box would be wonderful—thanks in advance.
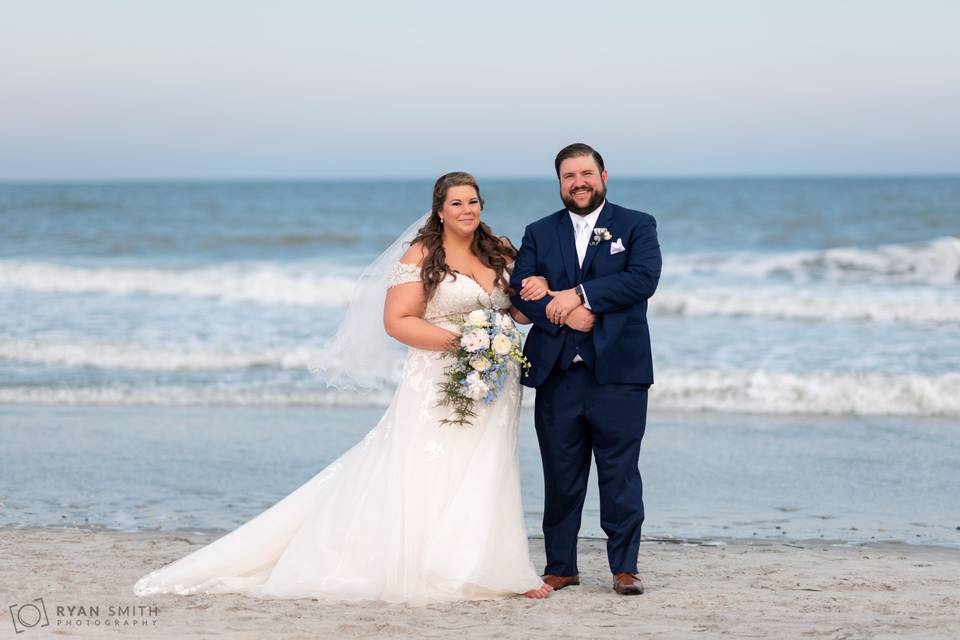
[590,227,613,246]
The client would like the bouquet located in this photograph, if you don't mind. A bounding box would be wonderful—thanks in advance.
[438,308,531,426]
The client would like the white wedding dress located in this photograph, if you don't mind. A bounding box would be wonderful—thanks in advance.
[133,262,542,604]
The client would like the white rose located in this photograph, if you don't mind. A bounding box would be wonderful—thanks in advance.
[469,355,491,372]
[460,329,490,353]
[467,309,490,327]
[491,334,513,356]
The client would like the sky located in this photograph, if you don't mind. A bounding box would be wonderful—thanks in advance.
[1,0,959,180]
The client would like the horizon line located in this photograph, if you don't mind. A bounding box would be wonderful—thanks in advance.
[2,171,959,185]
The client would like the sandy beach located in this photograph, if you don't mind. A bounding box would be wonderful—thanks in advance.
[2,527,958,639]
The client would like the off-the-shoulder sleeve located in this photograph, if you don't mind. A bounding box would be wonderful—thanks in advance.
[388,262,422,288]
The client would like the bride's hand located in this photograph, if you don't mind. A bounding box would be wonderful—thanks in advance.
[519,276,550,301]
[444,331,461,352]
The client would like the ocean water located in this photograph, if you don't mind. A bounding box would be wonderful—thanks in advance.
[2,177,958,415]
[1,177,958,543]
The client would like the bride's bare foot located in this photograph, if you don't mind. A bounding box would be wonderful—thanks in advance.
[523,582,554,599]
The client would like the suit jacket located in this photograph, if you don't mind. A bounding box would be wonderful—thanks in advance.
[510,201,662,388]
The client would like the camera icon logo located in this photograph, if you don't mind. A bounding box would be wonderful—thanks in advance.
[9,598,50,634]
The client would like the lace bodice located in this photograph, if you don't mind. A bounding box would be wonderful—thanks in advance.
[389,262,512,331]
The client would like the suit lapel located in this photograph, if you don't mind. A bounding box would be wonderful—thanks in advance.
[580,201,614,278]
[556,212,578,286]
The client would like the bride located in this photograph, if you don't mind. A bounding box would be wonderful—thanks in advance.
[133,172,553,603]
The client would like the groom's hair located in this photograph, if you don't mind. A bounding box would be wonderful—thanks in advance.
[554,143,605,177]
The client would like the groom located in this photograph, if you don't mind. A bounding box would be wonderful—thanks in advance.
[510,143,661,595]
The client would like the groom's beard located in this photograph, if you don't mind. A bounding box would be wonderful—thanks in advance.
[562,184,606,216]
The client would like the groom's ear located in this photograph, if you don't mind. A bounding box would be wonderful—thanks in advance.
[601,169,609,184]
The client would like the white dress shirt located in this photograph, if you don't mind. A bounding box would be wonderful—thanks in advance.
[567,200,604,362]
[568,200,604,310]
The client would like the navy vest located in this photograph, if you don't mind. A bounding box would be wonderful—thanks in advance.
[558,252,596,369]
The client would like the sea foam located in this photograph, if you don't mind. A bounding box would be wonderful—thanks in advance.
[669,236,960,285]
[1,370,956,417]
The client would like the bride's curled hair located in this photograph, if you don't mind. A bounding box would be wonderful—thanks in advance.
[411,172,517,301]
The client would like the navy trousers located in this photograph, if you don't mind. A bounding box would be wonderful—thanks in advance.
[534,361,648,576]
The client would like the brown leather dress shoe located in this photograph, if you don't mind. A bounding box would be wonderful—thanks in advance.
[613,572,644,595]
[541,574,580,590]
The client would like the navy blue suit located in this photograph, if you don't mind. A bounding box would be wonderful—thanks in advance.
[510,201,661,576]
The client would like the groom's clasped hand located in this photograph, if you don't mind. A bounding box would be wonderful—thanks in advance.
[519,276,596,331]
